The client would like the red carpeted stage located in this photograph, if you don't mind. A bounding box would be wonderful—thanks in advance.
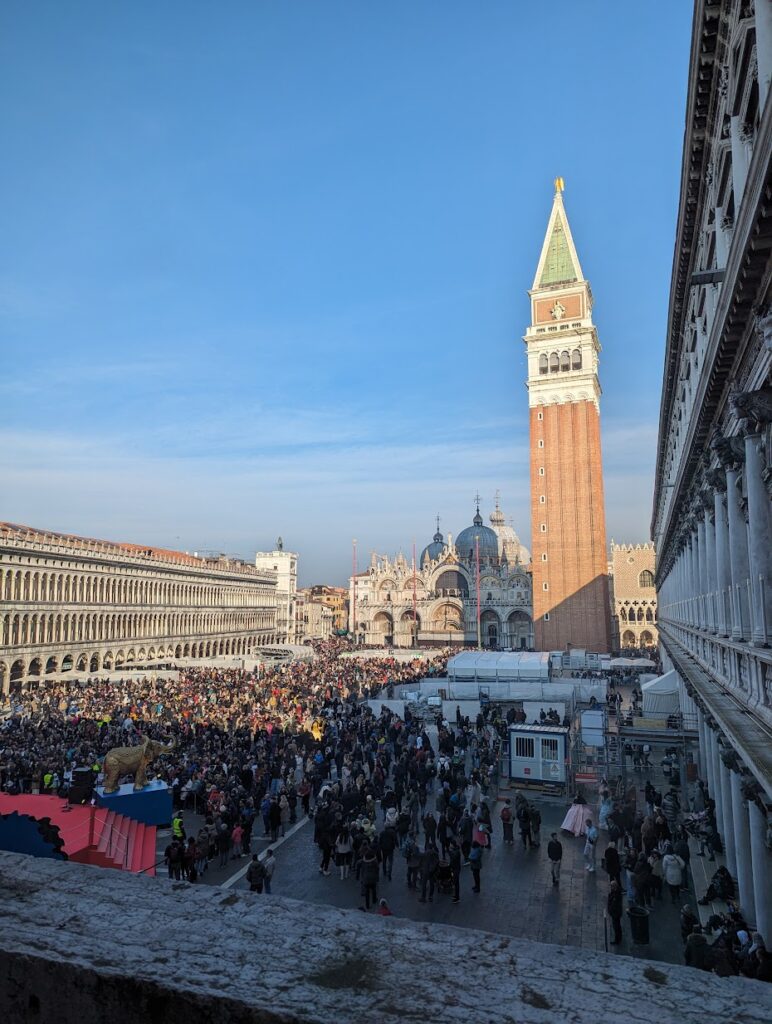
[0,794,157,875]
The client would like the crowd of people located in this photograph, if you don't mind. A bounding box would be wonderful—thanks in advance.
[0,641,768,982]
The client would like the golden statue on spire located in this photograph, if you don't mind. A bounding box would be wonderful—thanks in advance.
[554,176,565,194]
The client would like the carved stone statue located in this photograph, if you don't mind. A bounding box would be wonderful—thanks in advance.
[101,735,175,794]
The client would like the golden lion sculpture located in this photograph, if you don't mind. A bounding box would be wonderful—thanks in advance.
[101,735,175,794]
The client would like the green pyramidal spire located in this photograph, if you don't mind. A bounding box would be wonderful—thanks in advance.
[539,211,579,287]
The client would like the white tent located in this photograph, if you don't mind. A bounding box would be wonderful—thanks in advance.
[641,670,680,717]
[447,651,550,684]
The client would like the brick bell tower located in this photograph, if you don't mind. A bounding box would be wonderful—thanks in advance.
[524,178,611,653]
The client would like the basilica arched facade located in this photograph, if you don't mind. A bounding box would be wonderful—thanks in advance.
[350,502,533,649]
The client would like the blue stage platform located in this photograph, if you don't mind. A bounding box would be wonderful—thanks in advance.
[95,780,172,826]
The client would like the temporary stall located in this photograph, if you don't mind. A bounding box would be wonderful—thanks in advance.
[508,724,570,785]
[641,671,680,718]
[447,651,550,685]
[608,657,656,670]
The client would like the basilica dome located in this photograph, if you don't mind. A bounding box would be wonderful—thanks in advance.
[455,507,499,564]
[420,523,447,565]
[489,503,530,565]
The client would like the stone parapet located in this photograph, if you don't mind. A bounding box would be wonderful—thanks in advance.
[1,852,770,1024]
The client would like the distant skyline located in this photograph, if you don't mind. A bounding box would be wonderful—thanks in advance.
[0,2,692,586]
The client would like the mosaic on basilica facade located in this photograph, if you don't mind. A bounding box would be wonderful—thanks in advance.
[350,500,533,649]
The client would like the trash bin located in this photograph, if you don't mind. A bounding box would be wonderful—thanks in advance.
[628,906,650,944]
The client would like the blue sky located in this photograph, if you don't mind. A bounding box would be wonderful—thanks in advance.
[0,2,691,585]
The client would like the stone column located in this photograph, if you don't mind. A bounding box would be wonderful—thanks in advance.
[730,770,754,923]
[749,799,771,942]
[718,754,736,877]
[743,429,772,645]
[712,478,731,636]
[706,727,718,815]
[756,0,772,108]
[730,115,749,202]
[696,518,707,628]
[697,709,708,781]
[703,501,717,633]
[725,466,751,640]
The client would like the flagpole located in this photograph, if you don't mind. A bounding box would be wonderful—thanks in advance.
[475,535,481,649]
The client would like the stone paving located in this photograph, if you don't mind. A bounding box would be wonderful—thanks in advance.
[182,795,689,967]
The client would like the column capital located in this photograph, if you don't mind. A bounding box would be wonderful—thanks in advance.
[732,386,772,433]
[705,468,727,492]
[753,302,772,352]
[711,432,745,468]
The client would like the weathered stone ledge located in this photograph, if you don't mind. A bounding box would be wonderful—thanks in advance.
[0,852,770,1023]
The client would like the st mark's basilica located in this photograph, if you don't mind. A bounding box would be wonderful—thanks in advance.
[350,498,533,649]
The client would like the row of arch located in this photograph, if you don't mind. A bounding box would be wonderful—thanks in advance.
[618,604,656,623]
[1,567,271,609]
[1,634,279,689]
[538,349,582,374]
[2,609,276,648]
[369,605,532,648]
[621,628,655,647]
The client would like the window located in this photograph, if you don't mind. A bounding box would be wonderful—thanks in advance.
[538,353,548,375]
[515,736,535,759]
[540,524,547,533]
[541,738,559,761]
[571,348,582,369]
[538,439,544,448]
[539,467,545,476]
[539,495,546,504]
[537,411,543,420]
[543,582,549,591]
[639,570,654,588]
[544,612,550,621]
[541,553,547,561]
[560,350,570,371]
[549,352,559,372]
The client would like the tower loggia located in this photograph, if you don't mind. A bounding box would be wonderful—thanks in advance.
[524,180,611,652]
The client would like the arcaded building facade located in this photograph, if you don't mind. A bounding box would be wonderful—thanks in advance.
[652,0,772,940]
[351,502,533,649]
[525,182,612,653]
[609,542,658,650]
[0,522,279,693]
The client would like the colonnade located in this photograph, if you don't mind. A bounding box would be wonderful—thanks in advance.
[696,705,771,942]
[659,413,772,650]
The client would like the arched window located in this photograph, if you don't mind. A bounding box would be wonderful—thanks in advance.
[639,570,654,588]
[538,353,548,375]
[560,350,570,371]
[619,607,627,622]
[549,352,559,373]
[571,348,582,369]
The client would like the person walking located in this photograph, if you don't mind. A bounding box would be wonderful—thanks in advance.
[607,880,623,945]
[469,840,483,893]
[584,818,598,872]
[547,832,563,886]
[419,845,439,903]
[500,799,514,845]
[263,848,276,893]
[379,822,397,881]
[360,847,379,911]
[517,801,532,850]
[246,853,265,893]
[448,837,461,904]
[604,842,621,884]
[661,843,685,904]
[529,804,542,847]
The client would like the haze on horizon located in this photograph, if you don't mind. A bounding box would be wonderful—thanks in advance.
[0,2,692,586]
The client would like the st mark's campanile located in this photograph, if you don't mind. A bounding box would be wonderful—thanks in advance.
[524,180,611,653]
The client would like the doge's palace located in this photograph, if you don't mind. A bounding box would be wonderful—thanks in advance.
[0,522,279,693]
